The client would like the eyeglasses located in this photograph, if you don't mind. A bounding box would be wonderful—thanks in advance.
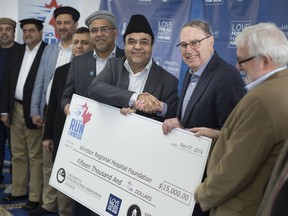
[237,56,256,65]
[176,35,211,51]
[90,26,115,34]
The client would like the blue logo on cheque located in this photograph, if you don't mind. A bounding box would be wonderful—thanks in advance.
[106,194,122,216]
[68,102,92,140]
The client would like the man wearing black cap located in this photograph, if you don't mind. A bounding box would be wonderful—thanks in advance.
[88,14,178,122]
[0,17,21,185]
[29,6,79,216]
[0,18,47,211]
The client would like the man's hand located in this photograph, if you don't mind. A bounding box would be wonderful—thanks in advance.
[64,104,70,115]
[120,107,136,115]
[32,115,44,128]
[188,127,220,139]
[43,139,53,153]
[162,118,183,135]
[135,93,162,114]
[0,115,10,127]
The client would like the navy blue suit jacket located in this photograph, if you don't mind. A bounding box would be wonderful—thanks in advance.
[178,52,246,129]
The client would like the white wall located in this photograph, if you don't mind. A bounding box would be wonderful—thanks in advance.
[0,0,18,21]
[0,0,100,42]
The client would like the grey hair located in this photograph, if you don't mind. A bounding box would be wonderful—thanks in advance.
[182,19,212,36]
[235,22,288,66]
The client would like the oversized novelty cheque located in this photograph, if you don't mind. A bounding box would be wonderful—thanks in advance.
[50,94,211,216]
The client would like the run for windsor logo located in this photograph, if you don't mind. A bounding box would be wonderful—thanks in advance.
[68,102,92,140]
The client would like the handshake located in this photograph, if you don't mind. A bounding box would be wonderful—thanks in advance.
[121,92,163,115]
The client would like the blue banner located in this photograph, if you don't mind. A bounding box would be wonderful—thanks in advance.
[100,0,192,78]
[100,0,288,87]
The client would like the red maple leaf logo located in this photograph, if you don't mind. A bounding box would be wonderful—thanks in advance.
[45,0,62,39]
[81,102,92,125]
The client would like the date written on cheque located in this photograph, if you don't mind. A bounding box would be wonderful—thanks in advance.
[179,142,204,156]
[159,181,192,205]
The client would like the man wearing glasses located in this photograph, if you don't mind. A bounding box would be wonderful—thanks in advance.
[162,19,246,216]
[193,22,288,216]
[61,10,125,116]
[61,10,124,216]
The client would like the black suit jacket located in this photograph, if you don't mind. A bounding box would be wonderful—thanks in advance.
[88,57,179,122]
[0,41,47,129]
[61,47,125,110]
[0,41,21,109]
[178,52,246,129]
[43,63,70,161]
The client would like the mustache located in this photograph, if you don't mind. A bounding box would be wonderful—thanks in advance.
[58,29,68,33]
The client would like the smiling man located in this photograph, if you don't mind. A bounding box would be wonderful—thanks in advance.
[29,6,80,215]
[61,10,125,116]
[88,14,178,122]
[162,19,246,216]
[0,17,21,186]
[40,27,93,216]
[60,10,125,216]
[163,19,246,134]
[0,18,47,211]
[193,22,288,216]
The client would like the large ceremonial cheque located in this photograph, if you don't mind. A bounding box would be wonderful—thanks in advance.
[50,94,212,216]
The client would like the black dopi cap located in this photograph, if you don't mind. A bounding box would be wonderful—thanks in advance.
[53,6,80,21]
[123,14,154,42]
[19,18,44,29]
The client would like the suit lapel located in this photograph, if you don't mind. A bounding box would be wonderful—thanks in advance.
[118,59,130,89]
[181,64,214,126]
[26,42,46,82]
[177,70,191,118]
[115,46,125,58]
[87,53,96,77]
[143,61,160,93]
[11,45,26,87]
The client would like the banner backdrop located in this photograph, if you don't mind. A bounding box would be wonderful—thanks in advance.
[100,0,288,87]
[17,0,99,44]
[100,0,192,78]
[16,0,288,87]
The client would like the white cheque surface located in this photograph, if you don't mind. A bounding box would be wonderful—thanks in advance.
[50,94,211,216]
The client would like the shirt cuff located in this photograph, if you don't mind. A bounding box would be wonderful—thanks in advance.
[129,93,139,107]
[156,102,167,117]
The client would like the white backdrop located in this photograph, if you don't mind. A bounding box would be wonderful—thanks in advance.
[0,0,100,42]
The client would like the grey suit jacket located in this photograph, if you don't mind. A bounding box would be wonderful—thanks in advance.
[88,57,179,122]
[30,42,61,118]
[61,47,125,110]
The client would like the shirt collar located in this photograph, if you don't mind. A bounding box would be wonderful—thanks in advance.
[58,42,72,50]
[25,41,41,52]
[124,58,153,75]
[189,52,214,77]
[93,45,116,60]
[245,66,287,91]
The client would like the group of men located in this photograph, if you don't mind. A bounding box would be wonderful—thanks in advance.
[0,4,287,216]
